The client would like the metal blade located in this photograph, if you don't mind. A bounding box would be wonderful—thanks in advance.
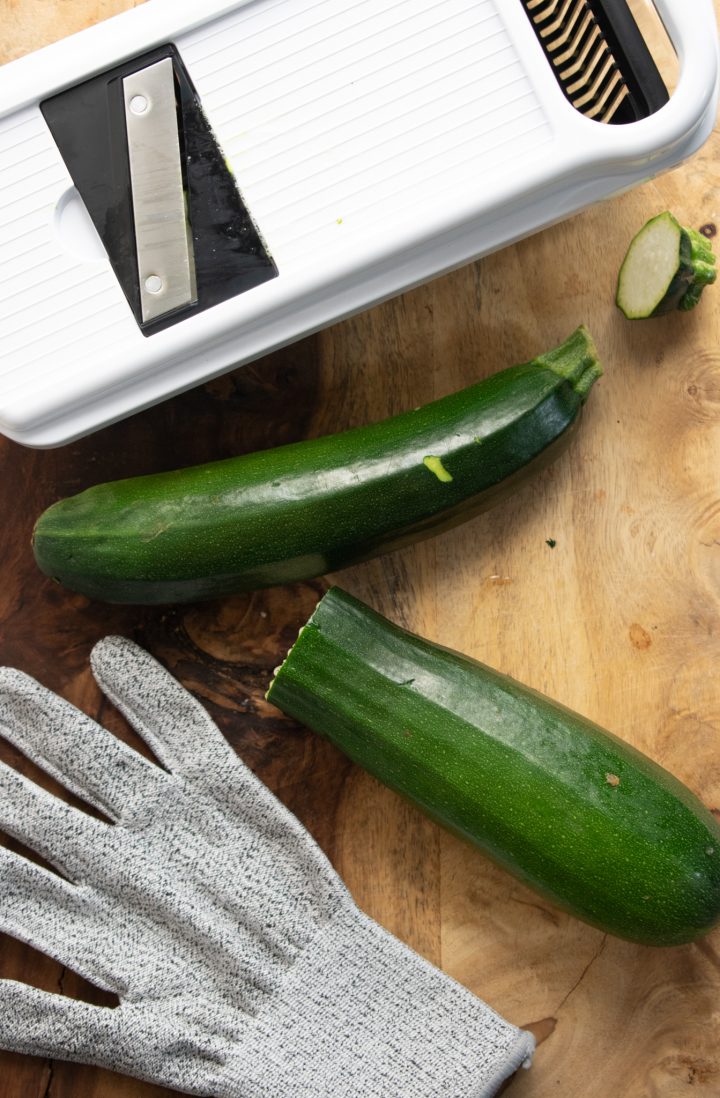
[123,58,196,323]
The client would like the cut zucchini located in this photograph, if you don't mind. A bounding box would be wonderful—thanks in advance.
[267,587,720,946]
[616,212,716,318]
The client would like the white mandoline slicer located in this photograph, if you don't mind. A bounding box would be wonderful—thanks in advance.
[0,0,717,447]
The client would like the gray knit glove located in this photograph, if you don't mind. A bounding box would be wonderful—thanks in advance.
[0,637,533,1097]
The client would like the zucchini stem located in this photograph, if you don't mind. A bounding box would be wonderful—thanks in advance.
[679,228,717,310]
[534,325,603,403]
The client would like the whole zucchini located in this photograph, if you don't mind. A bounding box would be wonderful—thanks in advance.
[267,588,720,946]
[33,327,601,605]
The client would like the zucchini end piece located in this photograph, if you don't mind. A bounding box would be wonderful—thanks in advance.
[616,212,717,319]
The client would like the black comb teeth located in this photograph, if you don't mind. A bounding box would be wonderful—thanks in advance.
[521,0,669,123]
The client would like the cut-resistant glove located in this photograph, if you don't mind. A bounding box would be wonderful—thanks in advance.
[0,637,533,1097]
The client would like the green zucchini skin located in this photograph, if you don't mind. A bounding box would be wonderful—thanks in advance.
[33,327,601,605]
[267,588,720,946]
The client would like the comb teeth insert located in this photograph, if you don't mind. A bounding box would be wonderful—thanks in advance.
[522,0,669,123]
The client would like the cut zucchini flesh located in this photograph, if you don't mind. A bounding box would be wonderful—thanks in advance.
[616,212,717,318]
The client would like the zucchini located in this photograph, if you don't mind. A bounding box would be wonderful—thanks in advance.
[616,212,717,318]
[33,327,601,605]
[266,588,720,946]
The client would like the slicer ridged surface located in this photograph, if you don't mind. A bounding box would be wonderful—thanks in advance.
[0,0,551,428]
[182,0,551,268]
[0,108,142,411]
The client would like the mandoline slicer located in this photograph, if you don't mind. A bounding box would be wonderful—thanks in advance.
[0,0,717,447]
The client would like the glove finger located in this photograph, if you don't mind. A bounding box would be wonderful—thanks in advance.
[91,636,240,780]
[0,982,236,1094]
[0,759,111,882]
[90,638,321,835]
[91,639,342,895]
[0,845,127,995]
[0,667,167,823]
[0,980,120,1064]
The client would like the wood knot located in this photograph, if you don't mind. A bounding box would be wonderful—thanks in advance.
[683,353,720,421]
[629,623,652,650]
[522,1017,557,1045]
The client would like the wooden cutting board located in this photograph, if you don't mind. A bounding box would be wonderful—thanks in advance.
[1,4,720,1095]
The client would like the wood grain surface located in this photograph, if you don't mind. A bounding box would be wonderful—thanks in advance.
[2,3,720,1095]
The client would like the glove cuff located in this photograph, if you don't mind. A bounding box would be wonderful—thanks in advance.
[243,902,533,1098]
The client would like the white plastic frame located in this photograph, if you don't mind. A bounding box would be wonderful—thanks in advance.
[0,0,717,446]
